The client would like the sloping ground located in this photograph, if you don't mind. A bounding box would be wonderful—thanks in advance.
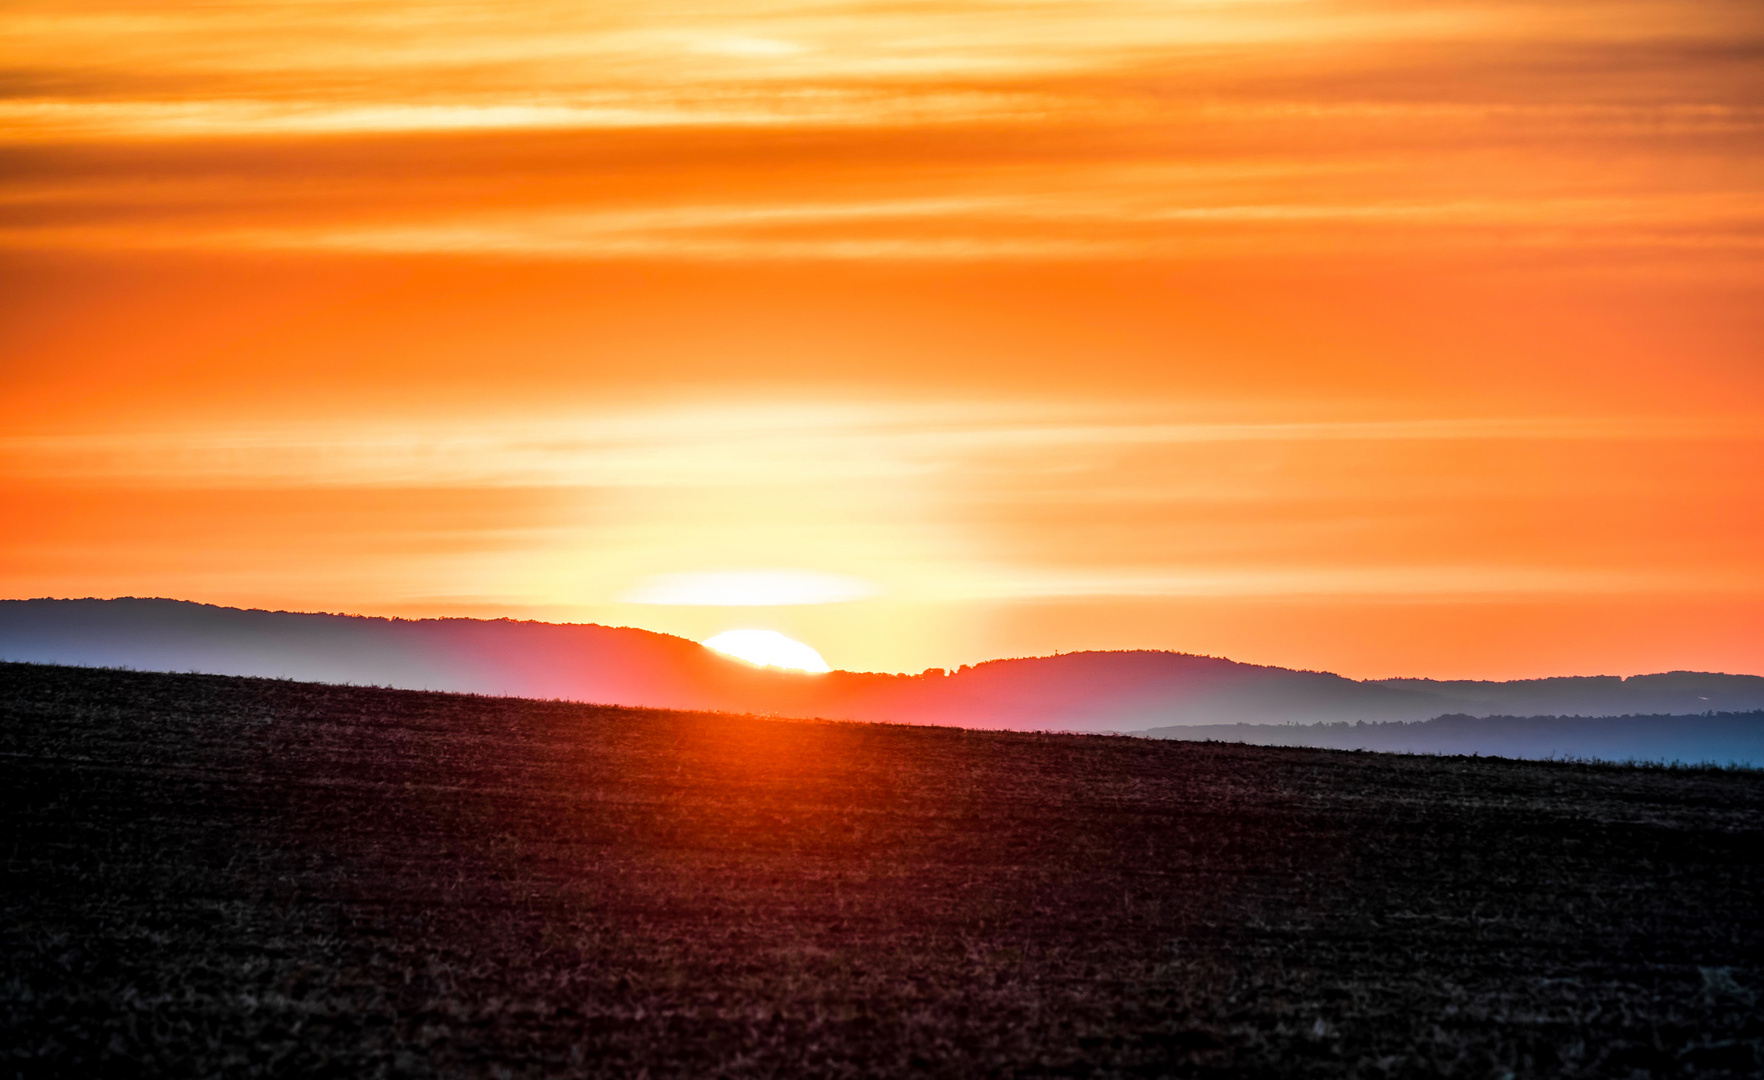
[1143,712,1764,766]
[3,661,1762,1079]
[8,598,1764,732]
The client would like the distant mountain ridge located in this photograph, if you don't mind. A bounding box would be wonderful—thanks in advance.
[1143,713,1764,767]
[1366,673,1764,719]
[4,598,1762,735]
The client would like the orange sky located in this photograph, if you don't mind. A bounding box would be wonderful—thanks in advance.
[4,0,1762,678]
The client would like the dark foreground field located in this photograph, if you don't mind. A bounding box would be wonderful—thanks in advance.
[3,663,1761,1078]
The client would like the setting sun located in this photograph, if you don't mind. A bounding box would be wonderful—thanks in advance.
[3,0,1761,1073]
[702,629,833,674]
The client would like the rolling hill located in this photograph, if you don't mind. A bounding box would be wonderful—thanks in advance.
[5,598,1763,739]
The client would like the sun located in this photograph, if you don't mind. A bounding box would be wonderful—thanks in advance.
[702,629,832,673]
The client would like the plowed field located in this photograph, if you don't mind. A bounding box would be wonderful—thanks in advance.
[3,662,1760,1078]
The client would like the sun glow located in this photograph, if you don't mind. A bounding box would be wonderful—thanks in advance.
[702,629,833,674]
[623,569,879,606]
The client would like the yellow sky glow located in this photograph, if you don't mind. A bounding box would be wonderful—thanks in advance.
[3,0,1761,678]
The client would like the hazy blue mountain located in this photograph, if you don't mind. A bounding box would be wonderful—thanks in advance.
[5,599,1763,740]
[1141,713,1764,767]
[1366,673,1764,716]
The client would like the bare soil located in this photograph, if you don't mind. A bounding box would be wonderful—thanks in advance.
[3,662,1761,1078]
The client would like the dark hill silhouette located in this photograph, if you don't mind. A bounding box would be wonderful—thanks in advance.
[4,598,1763,736]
